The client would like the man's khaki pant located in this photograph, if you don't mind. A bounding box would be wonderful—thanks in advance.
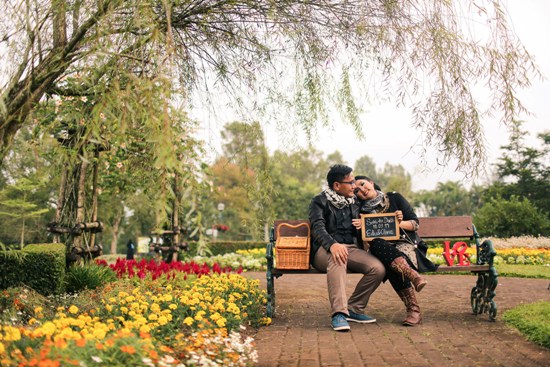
[313,245,385,316]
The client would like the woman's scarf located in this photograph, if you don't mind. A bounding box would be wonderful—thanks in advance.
[361,190,390,213]
[324,188,355,209]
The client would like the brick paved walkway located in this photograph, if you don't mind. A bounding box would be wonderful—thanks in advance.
[245,272,550,367]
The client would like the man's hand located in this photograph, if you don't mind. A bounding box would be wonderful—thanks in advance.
[330,243,349,266]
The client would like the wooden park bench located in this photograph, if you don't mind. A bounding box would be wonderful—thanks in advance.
[265,216,498,321]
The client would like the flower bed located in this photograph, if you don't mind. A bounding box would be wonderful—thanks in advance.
[427,246,550,266]
[0,260,269,366]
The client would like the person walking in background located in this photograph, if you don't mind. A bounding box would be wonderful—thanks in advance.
[126,239,135,260]
[353,175,437,326]
[309,164,385,332]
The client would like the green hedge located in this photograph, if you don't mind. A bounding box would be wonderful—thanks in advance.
[187,241,267,256]
[0,243,66,295]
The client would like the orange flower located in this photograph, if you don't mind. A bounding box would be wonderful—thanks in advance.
[120,345,136,354]
[75,338,86,347]
[139,331,151,339]
[95,342,104,350]
[54,338,67,349]
[38,359,60,367]
[149,349,159,359]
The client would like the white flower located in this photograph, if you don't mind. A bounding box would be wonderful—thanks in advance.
[91,356,102,363]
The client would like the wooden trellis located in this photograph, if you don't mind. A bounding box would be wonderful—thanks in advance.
[47,132,105,264]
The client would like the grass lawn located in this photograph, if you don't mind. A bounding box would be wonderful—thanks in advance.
[495,264,550,279]
[504,301,550,349]
[490,264,549,349]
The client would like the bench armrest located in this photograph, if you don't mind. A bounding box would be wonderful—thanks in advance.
[472,224,496,266]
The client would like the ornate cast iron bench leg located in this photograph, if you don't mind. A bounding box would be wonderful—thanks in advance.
[470,239,498,321]
[266,229,276,318]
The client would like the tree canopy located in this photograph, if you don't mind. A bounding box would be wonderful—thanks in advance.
[0,0,540,176]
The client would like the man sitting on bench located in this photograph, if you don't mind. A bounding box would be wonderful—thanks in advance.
[309,164,385,332]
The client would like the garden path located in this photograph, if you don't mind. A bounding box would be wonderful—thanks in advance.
[245,272,550,367]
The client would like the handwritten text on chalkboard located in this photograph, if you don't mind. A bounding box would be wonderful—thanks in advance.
[361,213,400,241]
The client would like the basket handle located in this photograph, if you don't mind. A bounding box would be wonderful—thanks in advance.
[276,222,310,239]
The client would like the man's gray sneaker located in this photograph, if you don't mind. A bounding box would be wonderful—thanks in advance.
[346,310,377,324]
[331,313,351,331]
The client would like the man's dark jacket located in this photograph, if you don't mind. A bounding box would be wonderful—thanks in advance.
[308,192,360,261]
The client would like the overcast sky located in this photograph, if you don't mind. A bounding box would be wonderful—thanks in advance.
[195,0,549,191]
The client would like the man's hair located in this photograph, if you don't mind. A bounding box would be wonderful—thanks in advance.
[327,164,353,189]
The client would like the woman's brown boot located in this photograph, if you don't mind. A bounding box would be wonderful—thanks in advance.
[397,287,422,326]
[390,256,427,292]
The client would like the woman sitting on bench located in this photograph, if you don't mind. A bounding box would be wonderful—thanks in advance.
[353,175,437,326]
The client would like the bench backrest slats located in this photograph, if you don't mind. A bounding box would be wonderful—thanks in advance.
[417,216,474,238]
[274,216,474,240]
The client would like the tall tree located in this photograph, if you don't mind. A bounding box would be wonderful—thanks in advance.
[213,121,273,240]
[488,127,550,214]
[415,181,477,216]
[0,0,540,177]
[0,178,51,247]
[354,155,378,182]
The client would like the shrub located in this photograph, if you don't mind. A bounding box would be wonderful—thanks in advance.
[64,262,117,293]
[474,196,550,237]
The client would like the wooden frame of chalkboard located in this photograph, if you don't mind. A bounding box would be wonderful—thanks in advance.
[361,213,400,241]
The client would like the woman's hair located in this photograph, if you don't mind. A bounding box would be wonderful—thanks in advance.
[354,175,382,191]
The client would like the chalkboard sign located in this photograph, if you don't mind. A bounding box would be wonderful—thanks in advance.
[361,213,400,241]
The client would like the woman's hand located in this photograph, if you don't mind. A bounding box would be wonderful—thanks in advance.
[395,210,403,223]
[352,218,362,229]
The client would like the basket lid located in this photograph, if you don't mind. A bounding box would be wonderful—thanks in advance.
[276,236,310,249]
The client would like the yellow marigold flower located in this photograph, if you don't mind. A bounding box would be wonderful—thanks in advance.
[183,317,194,326]
[148,314,158,321]
[158,315,168,326]
[139,324,151,333]
[92,328,106,339]
[105,305,113,312]
[34,306,43,313]
[216,318,226,328]
[69,305,79,314]
[41,321,57,337]
[28,318,38,326]
[3,326,22,341]
[168,304,177,310]
[0,342,5,354]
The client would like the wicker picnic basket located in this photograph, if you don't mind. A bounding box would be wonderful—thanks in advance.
[275,222,311,270]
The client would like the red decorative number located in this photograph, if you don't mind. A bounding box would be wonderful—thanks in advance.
[443,241,471,266]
